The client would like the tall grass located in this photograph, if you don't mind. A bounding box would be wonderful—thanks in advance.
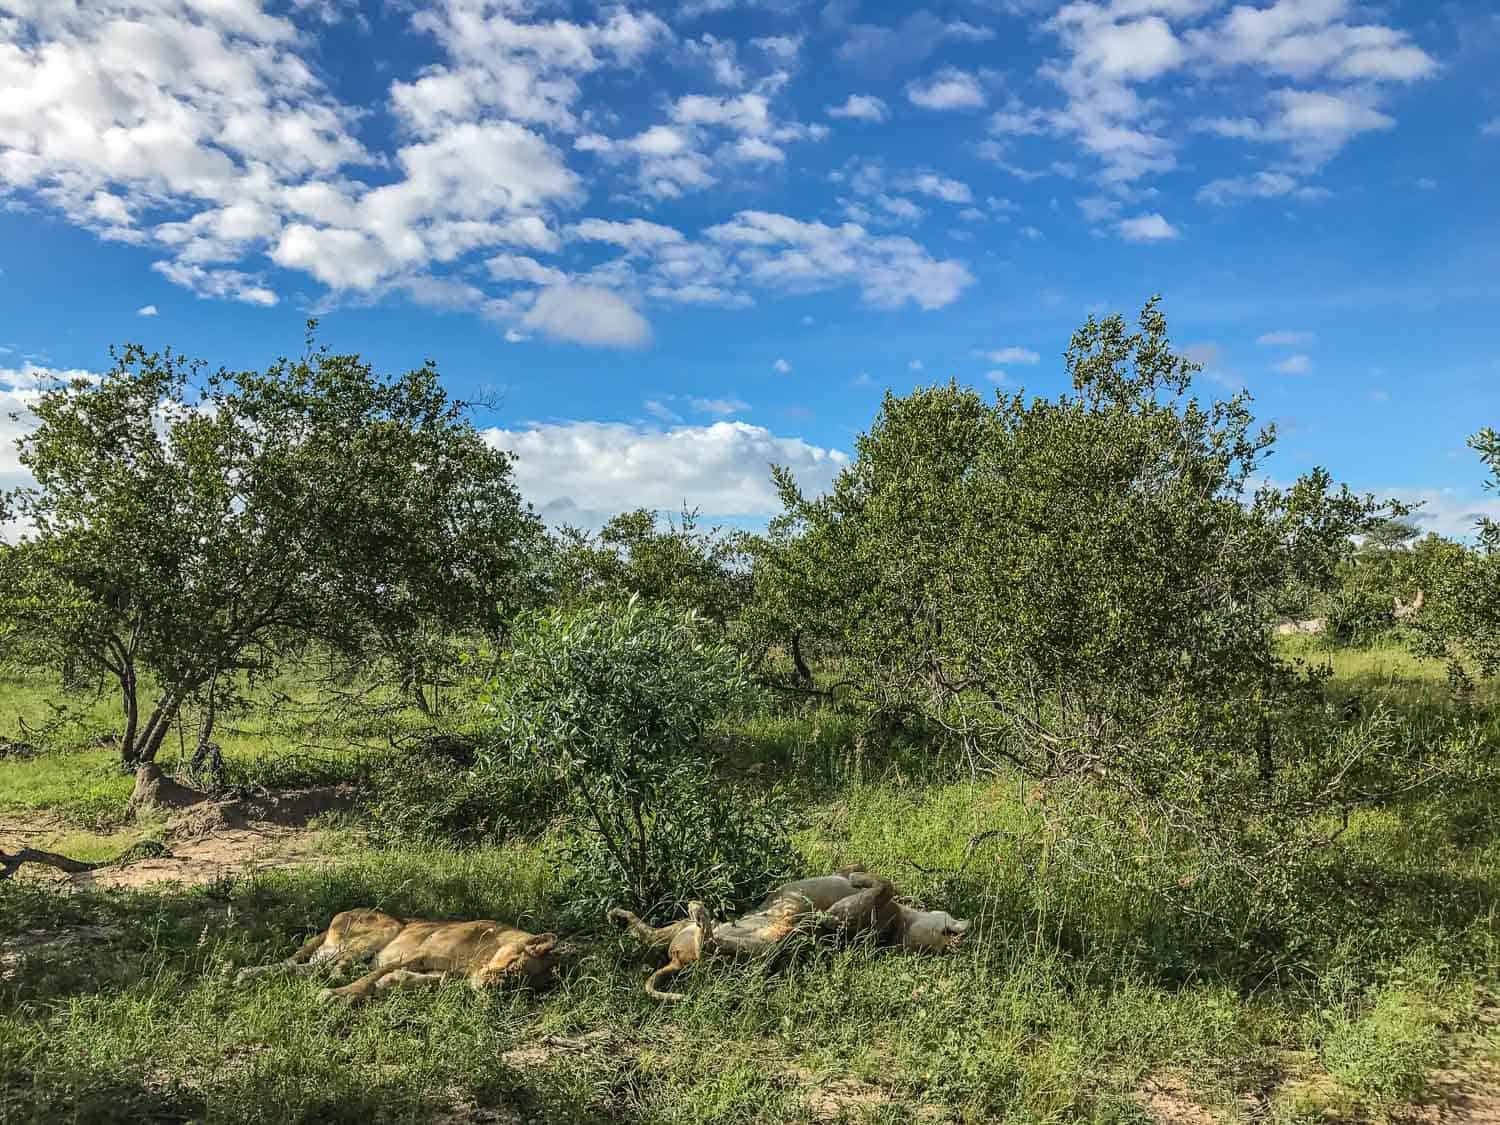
[2,641,1498,1122]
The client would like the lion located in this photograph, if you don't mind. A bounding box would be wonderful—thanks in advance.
[609,867,970,1001]
[235,909,565,1005]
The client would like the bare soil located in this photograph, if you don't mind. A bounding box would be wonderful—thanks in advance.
[0,784,355,889]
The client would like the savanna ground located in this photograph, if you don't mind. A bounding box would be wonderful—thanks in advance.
[3,641,1500,1125]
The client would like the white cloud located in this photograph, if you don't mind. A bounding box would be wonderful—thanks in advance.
[705,210,973,310]
[0,0,668,337]
[570,218,686,253]
[1258,330,1315,347]
[689,396,749,416]
[1198,90,1396,165]
[1273,353,1315,375]
[985,370,1008,383]
[1484,118,1500,138]
[485,420,849,520]
[0,364,103,513]
[152,261,278,306]
[136,305,158,317]
[580,90,825,200]
[644,399,682,423]
[827,95,890,122]
[486,253,568,287]
[773,357,792,374]
[1378,487,1500,543]
[904,173,973,204]
[1188,0,1437,83]
[1117,213,1180,242]
[906,69,987,112]
[985,347,1041,365]
[752,36,802,62]
[908,359,924,371]
[1196,170,1330,205]
[684,34,745,89]
[521,286,652,348]
[1020,225,1045,241]
[504,328,529,343]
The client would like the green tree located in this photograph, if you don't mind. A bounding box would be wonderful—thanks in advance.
[546,508,751,628]
[759,299,1393,794]
[0,333,540,767]
[1413,430,1500,685]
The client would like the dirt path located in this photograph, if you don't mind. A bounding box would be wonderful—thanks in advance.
[0,785,355,889]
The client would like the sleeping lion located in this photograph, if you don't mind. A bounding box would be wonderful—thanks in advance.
[235,909,564,1005]
[609,867,970,1001]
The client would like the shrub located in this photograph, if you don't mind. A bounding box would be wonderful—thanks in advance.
[364,751,561,848]
[482,598,793,921]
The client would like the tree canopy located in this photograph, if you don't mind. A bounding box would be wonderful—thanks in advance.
[0,334,541,766]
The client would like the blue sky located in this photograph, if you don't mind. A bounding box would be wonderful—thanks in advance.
[1,0,1497,536]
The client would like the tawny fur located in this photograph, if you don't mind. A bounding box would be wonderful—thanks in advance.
[610,868,970,1001]
[235,908,562,1005]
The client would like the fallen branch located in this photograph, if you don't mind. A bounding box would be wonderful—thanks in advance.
[0,840,168,881]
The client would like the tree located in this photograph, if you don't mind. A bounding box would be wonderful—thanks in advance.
[0,332,541,767]
[758,299,1394,794]
[1412,430,1500,685]
[545,508,751,628]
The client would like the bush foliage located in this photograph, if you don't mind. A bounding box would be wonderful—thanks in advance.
[481,598,793,921]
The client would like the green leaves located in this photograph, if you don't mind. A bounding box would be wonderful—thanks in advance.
[750,300,1406,906]
[0,337,540,765]
[483,600,789,920]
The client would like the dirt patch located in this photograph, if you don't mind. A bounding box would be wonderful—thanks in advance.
[1392,1067,1500,1125]
[0,785,354,890]
[166,785,356,838]
[1134,1074,1220,1125]
[500,1029,625,1071]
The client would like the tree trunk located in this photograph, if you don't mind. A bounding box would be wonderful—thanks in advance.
[401,666,433,715]
[188,678,224,781]
[119,662,142,768]
[791,631,813,685]
[135,689,186,766]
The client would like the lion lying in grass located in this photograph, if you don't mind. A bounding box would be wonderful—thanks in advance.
[610,867,971,1001]
[236,909,564,1005]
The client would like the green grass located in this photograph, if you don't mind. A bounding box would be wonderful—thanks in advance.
[0,664,418,822]
[2,645,1499,1123]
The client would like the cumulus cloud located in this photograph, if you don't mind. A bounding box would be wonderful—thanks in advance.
[0,364,103,514]
[1196,170,1330,205]
[705,210,974,310]
[485,420,849,520]
[1187,0,1437,83]
[578,90,826,200]
[1378,487,1500,543]
[136,305,158,317]
[980,0,1435,190]
[906,69,987,112]
[827,95,890,122]
[773,358,792,373]
[1117,213,1180,242]
[904,173,973,204]
[521,286,652,348]
[1273,353,1315,375]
